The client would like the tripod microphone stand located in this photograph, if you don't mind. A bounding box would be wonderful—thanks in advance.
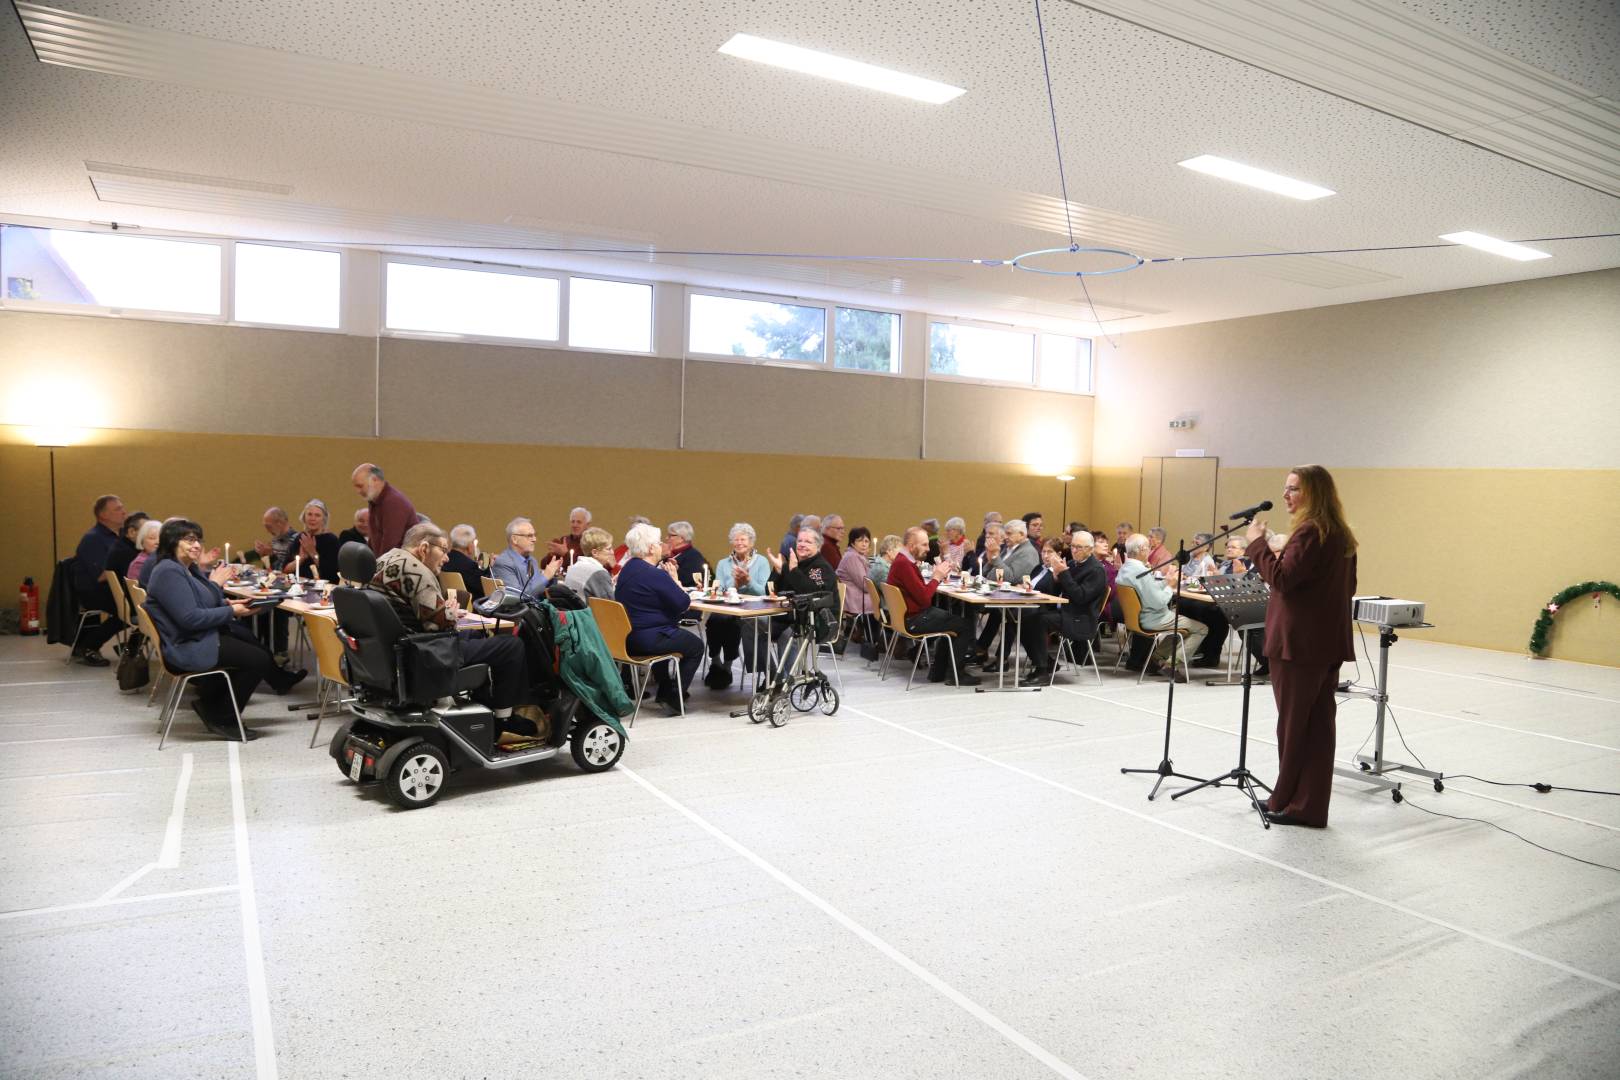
[1171,572,1273,828]
[1120,536,1207,799]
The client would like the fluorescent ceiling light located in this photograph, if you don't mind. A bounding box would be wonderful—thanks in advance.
[718,33,965,104]
[1177,154,1335,200]
[1438,231,1551,261]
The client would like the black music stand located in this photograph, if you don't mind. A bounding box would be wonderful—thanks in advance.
[1171,573,1274,828]
[1120,536,1209,799]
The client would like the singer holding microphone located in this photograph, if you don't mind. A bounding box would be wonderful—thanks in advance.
[1244,466,1358,828]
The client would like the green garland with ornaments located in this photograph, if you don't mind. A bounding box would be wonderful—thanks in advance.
[1528,581,1619,657]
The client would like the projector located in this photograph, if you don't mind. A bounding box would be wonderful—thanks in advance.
[1353,595,1427,627]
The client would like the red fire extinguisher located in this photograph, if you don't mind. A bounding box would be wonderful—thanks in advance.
[19,577,40,635]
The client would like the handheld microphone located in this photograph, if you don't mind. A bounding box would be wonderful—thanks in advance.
[1229,499,1273,521]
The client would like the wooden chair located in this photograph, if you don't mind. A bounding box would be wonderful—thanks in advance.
[1048,584,1109,686]
[1115,585,1191,684]
[101,570,132,648]
[481,577,502,599]
[438,571,467,595]
[299,613,353,748]
[813,582,847,692]
[865,579,894,673]
[878,582,959,691]
[136,602,246,748]
[587,596,685,727]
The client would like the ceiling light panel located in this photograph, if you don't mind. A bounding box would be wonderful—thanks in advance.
[1438,231,1551,261]
[718,33,965,104]
[1178,154,1335,200]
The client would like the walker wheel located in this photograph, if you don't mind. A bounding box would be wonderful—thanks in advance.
[1391,789,1404,804]
[1434,779,1444,793]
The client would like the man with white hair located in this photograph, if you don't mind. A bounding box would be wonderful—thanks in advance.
[548,506,592,561]
[975,511,1003,554]
[491,517,562,599]
[1039,530,1109,666]
[819,514,845,567]
[351,462,417,556]
[1119,533,1208,679]
[337,507,369,549]
[443,523,485,599]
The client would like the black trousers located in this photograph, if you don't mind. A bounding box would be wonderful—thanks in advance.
[994,607,1050,669]
[975,609,1002,652]
[705,614,771,671]
[1173,596,1228,661]
[188,626,294,728]
[76,610,125,655]
[460,634,528,710]
[627,626,704,699]
[906,606,972,678]
[256,609,292,654]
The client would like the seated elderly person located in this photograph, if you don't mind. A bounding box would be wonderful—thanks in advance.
[704,523,773,689]
[548,506,591,560]
[920,517,942,562]
[1146,527,1172,571]
[938,517,969,572]
[1220,535,1251,575]
[337,508,369,549]
[973,518,1040,665]
[664,521,708,589]
[491,517,562,599]
[1038,531,1108,666]
[291,499,342,581]
[126,518,162,583]
[372,523,529,722]
[886,527,979,685]
[870,534,902,586]
[441,524,485,600]
[819,514,845,566]
[564,527,616,601]
[764,524,840,674]
[1185,532,1219,579]
[1118,533,1209,680]
[837,526,876,644]
[961,520,1002,578]
[254,506,301,570]
[144,518,306,741]
[974,511,1003,554]
[106,511,149,581]
[617,522,704,714]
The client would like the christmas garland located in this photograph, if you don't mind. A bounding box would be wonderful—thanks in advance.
[1528,581,1619,657]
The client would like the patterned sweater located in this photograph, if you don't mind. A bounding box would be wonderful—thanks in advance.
[373,548,453,632]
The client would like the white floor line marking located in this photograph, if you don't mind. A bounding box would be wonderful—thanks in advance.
[0,765,169,781]
[0,679,103,688]
[620,765,1088,1080]
[1391,704,1620,753]
[0,733,149,746]
[841,705,1620,993]
[1391,664,1620,705]
[158,752,194,868]
[95,863,157,904]
[228,742,278,1080]
[0,884,238,921]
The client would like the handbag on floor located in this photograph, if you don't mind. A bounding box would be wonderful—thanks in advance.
[116,632,150,691]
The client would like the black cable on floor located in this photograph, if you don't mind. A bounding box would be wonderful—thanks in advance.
[1400,796,1620,874]
[1443,774,1620,798]
[1382,703,1427,770]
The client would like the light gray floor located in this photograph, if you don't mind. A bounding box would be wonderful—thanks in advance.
[2,628,1618,1079]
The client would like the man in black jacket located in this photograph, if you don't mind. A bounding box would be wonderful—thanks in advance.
[442,523,486,600]
[1040,530,1109,667]
[69,494,128,665]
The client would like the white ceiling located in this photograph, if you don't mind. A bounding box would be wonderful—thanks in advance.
[2,0,1616,334]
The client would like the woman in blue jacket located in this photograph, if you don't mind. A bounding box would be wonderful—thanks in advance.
[144,519,306,741]
[615,522,702,715]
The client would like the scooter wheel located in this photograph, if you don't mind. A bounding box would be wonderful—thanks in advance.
[383,743,448,810]
[571,720,625,773]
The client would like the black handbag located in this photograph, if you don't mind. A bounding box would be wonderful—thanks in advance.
[116,632,150,690]
[395,632,463,703]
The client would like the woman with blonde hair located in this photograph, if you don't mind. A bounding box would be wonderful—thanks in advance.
[1244,464,1357,828]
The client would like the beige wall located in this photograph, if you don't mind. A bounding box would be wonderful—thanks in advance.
[1088,268,1620,666]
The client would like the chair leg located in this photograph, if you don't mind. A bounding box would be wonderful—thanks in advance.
[671,658,685,716]
[880,631,898,680]
[946,636,959,685]
[308,680,330,749]
[1086,639,1102,684]
[158,673,190,750]
[627,664,644,729]
[219,671,245,742]
[905,637,925,691]
[824,643,843,692]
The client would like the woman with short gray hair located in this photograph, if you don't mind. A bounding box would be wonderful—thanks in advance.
[664,521,707,589]
[616,522,702,714]
[705,522,774,688]
[564,526,616,601]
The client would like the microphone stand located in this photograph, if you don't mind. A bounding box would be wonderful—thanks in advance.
[1118,518,1254,800]
[1120,536,1207,799]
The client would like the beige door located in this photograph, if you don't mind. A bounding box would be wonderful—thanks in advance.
[1139,456,1220,557]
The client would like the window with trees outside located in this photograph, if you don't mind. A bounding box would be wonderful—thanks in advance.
[688,293,826,362]
[833,306,901,373]
[928,321,1036,384]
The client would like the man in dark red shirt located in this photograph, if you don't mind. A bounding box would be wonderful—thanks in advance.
[819,514,844,568]
[887,527,979,686]
[351,463,418,557]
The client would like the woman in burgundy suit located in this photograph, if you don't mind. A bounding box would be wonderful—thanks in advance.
[1245,465,1357,828]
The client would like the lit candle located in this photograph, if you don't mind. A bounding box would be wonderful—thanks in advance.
[224,542,230,564]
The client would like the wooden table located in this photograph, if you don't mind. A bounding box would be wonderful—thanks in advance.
[686,593,789,693]
[934,583,1066,692]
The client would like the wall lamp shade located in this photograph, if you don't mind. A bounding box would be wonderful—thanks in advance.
[1055,474,1076,482]
[29,426,86,447]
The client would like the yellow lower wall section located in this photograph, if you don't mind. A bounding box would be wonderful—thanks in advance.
[1,424,1078,605]
[1089,465,1620,667]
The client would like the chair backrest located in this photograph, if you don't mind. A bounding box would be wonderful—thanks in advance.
[866,579,890,631]
[102,570,129,624]
[133,602,170,672]
[300,612,350,687]
[879,582,924,640]
[338,541,378,584]
[439,571,466,595]
[329,585,407,693]
[586,595,633,662]
[1115,583,1148,635]
[126,581,147,609]
[481,577,502,599]
[1095,584,1111,621]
